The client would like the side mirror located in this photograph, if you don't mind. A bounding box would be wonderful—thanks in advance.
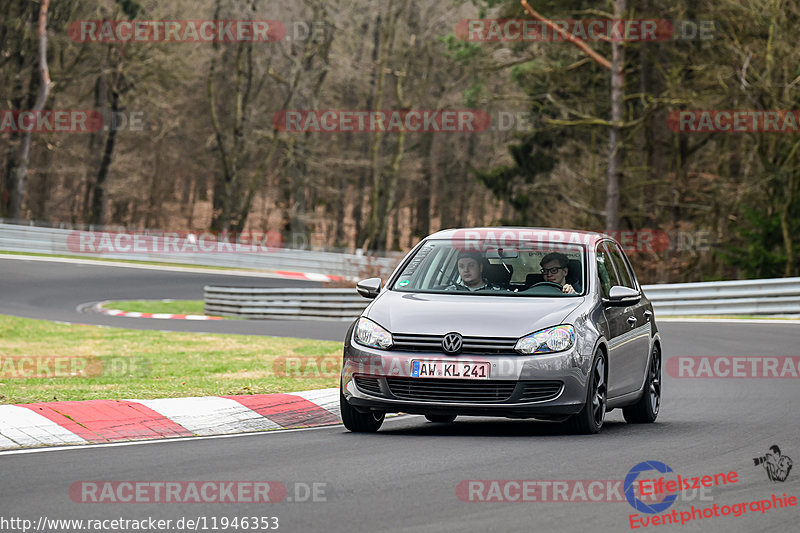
[604,285,641,307]
[356,277,382,299]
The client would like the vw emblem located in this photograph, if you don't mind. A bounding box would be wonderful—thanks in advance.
[442,332,463,354]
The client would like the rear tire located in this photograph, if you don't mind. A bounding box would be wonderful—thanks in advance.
[340,389,384,432]
[566,351,607,434]
[425,414,457,423]
[623,344,661,424]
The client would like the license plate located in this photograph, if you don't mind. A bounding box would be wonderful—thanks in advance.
[410,360,490,379]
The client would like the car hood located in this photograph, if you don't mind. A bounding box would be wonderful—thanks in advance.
[365,290,585,337]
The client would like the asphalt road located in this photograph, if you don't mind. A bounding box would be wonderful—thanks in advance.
[1,330,798,532]
[0,256,350,340]
[1,256,799,532]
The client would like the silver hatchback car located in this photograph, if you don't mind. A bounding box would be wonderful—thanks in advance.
[339,228,662,434]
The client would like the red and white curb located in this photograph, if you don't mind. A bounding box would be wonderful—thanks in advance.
[0,388,340,450]
[0,253,345,283]
[88,301,223,320]
[273,271,343,283]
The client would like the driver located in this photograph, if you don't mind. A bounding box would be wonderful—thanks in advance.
[540,252,578,294]
[445,252,503,292]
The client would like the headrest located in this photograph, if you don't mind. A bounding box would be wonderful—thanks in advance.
[565,259,582,286]
[484,263,513,285]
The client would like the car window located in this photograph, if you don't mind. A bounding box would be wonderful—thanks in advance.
[603,242,636,289]
[595,245,619,299]
[392,239,585,296]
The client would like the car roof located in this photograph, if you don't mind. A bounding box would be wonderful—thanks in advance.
[425,227,614,247]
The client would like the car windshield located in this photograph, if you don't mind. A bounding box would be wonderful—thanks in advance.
[391,239,586,296]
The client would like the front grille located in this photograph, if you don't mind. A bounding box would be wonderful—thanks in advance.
[391,333,518,355]
[354,376,382,396]
[519,381,563,402]
[386,377,517,403]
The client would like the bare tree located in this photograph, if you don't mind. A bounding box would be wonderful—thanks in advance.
[521,0,623,231]
[207,0,254,232]
[10,0,51,219]
[606,0,626,232]
[87,44,125,225]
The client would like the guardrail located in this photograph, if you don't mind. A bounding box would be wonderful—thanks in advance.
[643,277,800,316]
[4,221,799,319]
[204,278,800,320]
[204,287,369,321]
[204,277,800,321]
[0,222,401,279]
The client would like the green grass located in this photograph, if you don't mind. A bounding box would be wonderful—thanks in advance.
[104,300,207,315]
[0,314,342,404]
[0,250,262,272]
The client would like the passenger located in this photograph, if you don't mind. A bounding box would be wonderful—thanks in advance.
[540,252,578,294]
[446,252,503,292]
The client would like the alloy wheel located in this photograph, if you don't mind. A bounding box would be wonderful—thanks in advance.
[592,357,607,427]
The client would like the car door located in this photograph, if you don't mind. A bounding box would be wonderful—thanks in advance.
[596,244,628,398]
[602,241,651,395]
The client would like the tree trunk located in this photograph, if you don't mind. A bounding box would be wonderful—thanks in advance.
[780,170,797,277]
[83,52,108,221]
[354,10,383,248]
[10,0,50,220]
[363,4,394,250]
[208,0,251,232]
[88,68,120,226]
[605,0,625,232]
[413,133,434,239]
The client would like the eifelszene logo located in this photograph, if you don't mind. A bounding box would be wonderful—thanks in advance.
[625,461,678,514]
[753,445,793,482]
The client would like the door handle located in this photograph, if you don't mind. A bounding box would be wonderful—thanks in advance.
[627,316,637,327]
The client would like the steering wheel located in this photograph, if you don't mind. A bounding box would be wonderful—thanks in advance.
[528,281,565,294]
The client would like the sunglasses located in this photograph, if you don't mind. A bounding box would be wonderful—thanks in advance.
[541,266,566,275]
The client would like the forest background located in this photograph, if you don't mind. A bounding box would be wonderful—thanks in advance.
[3,0,798,284]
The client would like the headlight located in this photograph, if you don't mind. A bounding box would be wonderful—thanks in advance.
[354,317,393,350]
[515,325,575,355]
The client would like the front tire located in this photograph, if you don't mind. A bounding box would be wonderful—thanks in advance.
[566,351,607,434]
[340,389,384,432]
[623,344,661,424]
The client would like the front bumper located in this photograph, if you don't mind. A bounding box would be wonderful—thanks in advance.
[341,341,593,418]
